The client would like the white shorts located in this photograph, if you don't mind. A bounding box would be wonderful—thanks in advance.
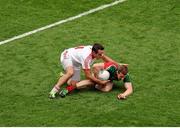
[60,50,81,82]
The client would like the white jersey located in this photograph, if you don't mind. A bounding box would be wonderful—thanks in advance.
[62,45,95,69]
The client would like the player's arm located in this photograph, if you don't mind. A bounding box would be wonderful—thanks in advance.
[117,82,133,99]
[100,54,129,66]
[83,69,109,85]
[100,54,118,64]
[92,63,104,78]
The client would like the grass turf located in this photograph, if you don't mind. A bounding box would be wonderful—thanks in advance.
[0,0,180,126]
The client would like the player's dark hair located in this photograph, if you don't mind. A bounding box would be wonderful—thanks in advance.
[118,65,128,75]
[92,43,104,53]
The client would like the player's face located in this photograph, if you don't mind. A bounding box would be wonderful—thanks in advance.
[93,50,104,59]
[117,72,125,80]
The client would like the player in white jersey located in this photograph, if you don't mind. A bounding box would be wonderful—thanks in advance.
[61,45,94,70]
[49,43,114,98]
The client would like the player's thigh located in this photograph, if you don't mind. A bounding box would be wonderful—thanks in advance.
[76,80,95,89]
[61,52,75,77]
[67,68,81,85]
[65,66,74,77]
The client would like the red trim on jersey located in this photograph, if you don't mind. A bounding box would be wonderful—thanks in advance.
[104,61,118,70]
[84,53,92,69]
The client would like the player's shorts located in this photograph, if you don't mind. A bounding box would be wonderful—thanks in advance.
[60,50,81,82]
[60,50,73,69]
[67,68,80,82]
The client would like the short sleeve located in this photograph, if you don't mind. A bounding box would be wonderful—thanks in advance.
[123,73,131,83]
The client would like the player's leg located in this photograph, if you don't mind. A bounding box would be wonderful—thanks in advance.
[74,63,106,90]
[95,82,113,92]
[76,79,95,89]
[73,63,104,89]
[59,68,80,97]
[49,51,74,98]
[49,66,74,98]
[75,63,104,89]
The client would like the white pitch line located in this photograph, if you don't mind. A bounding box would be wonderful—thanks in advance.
[0,0,126,46]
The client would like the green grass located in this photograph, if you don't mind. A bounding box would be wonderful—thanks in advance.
[0,0,114,41]
[0,0,180,126]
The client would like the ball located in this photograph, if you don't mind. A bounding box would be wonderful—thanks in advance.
[98,70,110,80]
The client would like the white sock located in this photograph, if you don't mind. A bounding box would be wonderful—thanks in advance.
[51,85,60,94]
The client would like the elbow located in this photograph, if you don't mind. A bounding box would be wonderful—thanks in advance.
[128,85,133,94]
[129,88,133,95]
[124,83,133,96]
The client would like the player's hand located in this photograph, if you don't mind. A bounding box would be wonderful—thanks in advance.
[123,64,128,67]
[117,93,126,100]
[119,63,129,67]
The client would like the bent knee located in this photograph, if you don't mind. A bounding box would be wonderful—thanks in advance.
[100,87,112,92]
[101,89,111,92]
[66,70,74,77]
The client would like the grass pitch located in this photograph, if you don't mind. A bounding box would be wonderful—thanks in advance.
[0,0,180,126]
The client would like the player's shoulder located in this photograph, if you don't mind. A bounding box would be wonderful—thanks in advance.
[123,73,131,82]
[105,61,118,67]
[84,45,92,49]
[104,62,118,70]
[125,73,130,77]
[82,45,92,53]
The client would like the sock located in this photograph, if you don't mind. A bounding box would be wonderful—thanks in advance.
[66,85,75,93]
[51,85,60,94]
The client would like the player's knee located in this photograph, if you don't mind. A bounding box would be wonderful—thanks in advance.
[71,81,78,86]
[67,79,71,85]
[66,70,74,77]
[100,86,112,92]
[101,88,111,92]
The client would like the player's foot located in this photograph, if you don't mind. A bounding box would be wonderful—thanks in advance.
[49,92,57,99]
[59,89,68,98]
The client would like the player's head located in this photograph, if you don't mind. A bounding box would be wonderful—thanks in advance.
[92,43,104,59]
[116,65,128,80]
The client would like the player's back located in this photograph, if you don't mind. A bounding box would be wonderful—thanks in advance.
[67,45,92,66]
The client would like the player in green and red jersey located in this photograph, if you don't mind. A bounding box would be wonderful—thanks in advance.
[92,61,133,99]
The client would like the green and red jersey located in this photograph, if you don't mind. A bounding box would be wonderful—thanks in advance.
[104,62,131,83]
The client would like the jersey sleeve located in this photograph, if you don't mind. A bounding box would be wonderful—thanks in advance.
[104,61,118,69]
[104,62,118,81]
[123,73,131,83]
[81,54,92,69]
